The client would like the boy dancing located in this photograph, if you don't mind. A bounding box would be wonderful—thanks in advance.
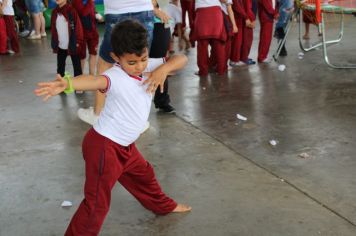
[35,20,191,236]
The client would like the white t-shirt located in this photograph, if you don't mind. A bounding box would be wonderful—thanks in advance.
[94,58,165,146]
[2,0,14,16]
[104,0,153,15]
[164,3,182,33]
[195,0,221,9]
[56,14,69,50]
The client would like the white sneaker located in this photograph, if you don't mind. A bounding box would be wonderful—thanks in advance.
[28,30,35,36]
[19,30,30,37]
[229,61,245,66]
[141,121,150,134]
[7,50,15,54]
[77,107,99,125]
[41,32,47,37]
[28,34,41,40]
[259,58,272,63]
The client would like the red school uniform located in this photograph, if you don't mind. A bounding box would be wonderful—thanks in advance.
[0,16,7,54]
[50,3,84,56]
[230,0,247,63]
[72,0,99,59]
[257,0,278,62]
[240,0,256,62]
[193,0,227,76]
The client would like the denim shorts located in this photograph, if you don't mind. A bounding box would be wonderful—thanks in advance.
[99,10,154,64]
[24,0,44,14]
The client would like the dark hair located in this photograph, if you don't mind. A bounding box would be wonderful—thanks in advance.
[111,20,148,57]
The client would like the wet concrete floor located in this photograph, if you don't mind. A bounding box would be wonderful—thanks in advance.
[1,14,356,236]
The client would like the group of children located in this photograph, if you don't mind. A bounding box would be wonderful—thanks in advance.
[192,0,280,76]
[0,0,19,54]
[51,0,99,80]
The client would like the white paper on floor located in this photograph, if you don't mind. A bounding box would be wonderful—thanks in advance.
[61,201,73,207]
[299,152,310,159]
[298,52,304,59]
[236,114,247,121]
[269,140,278,146]
[278,64,286,71]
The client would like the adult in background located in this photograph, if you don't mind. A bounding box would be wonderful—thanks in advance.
[25,0,46,39]
[77,0,171,126]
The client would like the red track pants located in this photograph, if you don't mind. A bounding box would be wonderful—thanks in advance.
[240,26,254,62]
[3,16,20,53]
[230,17,244,62]
[65,128,177,236]
[258,20,273,62]
[197,38,225,76]
[0,18,7,54]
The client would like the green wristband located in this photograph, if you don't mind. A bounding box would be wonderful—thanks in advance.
[63,72,74,94]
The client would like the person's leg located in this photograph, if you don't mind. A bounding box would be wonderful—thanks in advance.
[154,80,173,112]
[87,34,99,75]
[0,18,7,54]
[150,23,173,112]
[32,13,41,36]
[57,48,67,77]
[258,21,273,62]
[197,39,209,76]
[3,16,20,53]
[65,129,123,236]
[71,54,83,76]
[229,16,244,63]
[118,144,190,215]
[80,40,88,73]
[180,0,188,29]
[39,12,46,36]
[212,39,227,75]
[89,55,97,75]
[240,26,254,62]
[304,23,310,39]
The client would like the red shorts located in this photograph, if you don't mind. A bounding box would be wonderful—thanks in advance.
[80,32,99,59]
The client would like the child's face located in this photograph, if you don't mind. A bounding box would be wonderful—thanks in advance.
[56,0,67,7]
[111,49,149,76]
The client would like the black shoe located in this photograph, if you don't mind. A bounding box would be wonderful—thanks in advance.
[280,45,288,57]
[157,104,176,113]
[274,27,285,39]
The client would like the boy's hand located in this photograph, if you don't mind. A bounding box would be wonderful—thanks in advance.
[143,67,169,94]
[232,25,238,33]
[34,74,67,101]
[154,8,170,24]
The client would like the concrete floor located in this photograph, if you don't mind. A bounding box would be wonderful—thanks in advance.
[1,15,356,236]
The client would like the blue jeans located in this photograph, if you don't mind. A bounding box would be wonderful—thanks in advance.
[99,11,154,63]
[276,0,294,29]
[24,0,44,14]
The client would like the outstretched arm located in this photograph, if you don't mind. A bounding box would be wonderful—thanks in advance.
[143,54,188,93]
[34,74,108,101]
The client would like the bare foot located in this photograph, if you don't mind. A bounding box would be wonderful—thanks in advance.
[172,203,192,213]
[303,34,310,40]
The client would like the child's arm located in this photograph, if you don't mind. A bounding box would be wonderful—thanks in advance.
[152,0,170,23]
[34,74,108,101]
[176,23,185,51]
[143,54,188,93]
[0,0,6,14]
[227,5,238,33]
